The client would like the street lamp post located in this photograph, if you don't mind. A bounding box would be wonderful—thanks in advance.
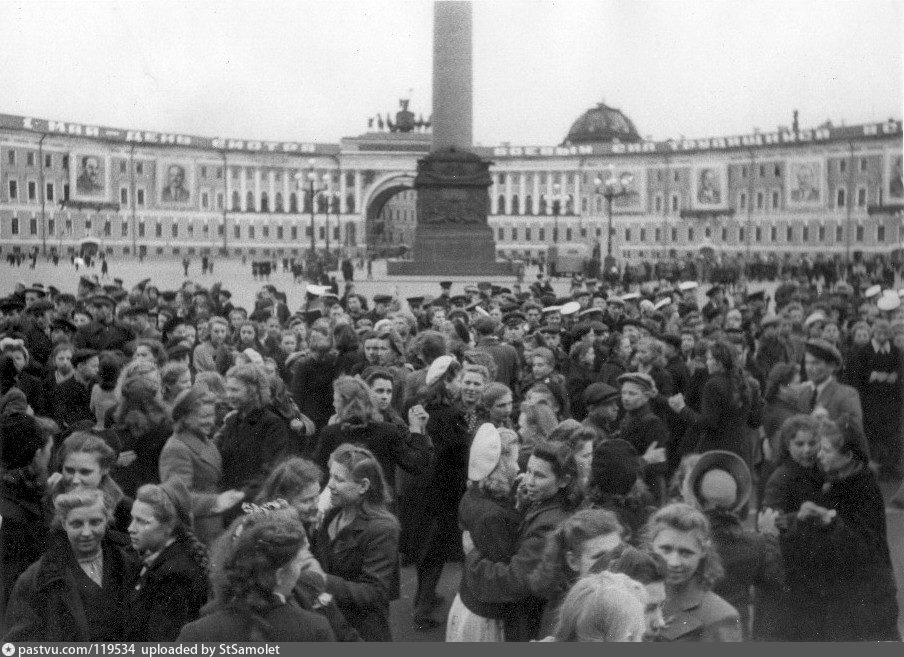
[595,166,634,270]
[295,160,326,256]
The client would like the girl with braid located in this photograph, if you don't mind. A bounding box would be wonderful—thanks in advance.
[125,478,210,640]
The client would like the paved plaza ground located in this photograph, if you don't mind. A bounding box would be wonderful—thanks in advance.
[3,255,903,640]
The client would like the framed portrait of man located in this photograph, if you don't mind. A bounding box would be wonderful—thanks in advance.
[785,159,824,208]
[886,152,903,202]
[158,161,194,205]
[70,153,109,201]
[690,164,728,210]
[609,167,646,213]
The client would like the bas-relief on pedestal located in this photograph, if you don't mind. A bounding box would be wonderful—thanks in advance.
[387,147,511,276]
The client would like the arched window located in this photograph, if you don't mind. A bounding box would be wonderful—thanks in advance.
[275,192,284,212]
[260,192,269,212]
[497,194,505,214]
[330,196,339,213]
[231,190,240,211]
[289,193,298,213]
[525,195,533,215]
[512,194,520,215]
[317,195,328,213]
[303,193,312,213]
[245,191,254,212]
[346,193,356,213]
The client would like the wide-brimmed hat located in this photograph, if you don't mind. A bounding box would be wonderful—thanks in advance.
[682,450,752,514]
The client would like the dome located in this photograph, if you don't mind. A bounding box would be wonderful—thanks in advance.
[563,102,641,145]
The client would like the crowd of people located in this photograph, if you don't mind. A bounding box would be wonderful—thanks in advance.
[0,265,902,642]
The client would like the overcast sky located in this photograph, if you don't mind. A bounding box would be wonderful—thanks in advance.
[0,0,900,146]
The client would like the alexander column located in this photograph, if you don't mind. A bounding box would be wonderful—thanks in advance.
[389,0,509,276]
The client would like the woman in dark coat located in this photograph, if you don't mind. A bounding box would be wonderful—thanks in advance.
[0,413,54,613]
[312,376,432,491]
[108,360,173,498]
[761,414,824,515]
[404,357,471,628]
[218,364,293,507]
[758,363,805,503]
[290,328,339,431]
[446,425,521,641]
[671,340,758,467]
[462,440,582,641]
[3,489,139,641]
[310,444,400,641]
[125,480,210,641]
[179,506,334,642]
[777,417,900,641]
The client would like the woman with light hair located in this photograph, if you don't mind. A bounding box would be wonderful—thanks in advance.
[160,387,245,545]
[550,572,648,642]
[3,488,139,641]
[312,376,431,491]
[218,363,293,507]
[641,502,742,641]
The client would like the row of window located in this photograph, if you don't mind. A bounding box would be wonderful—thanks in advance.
[495,222,894,245]
[499,158,874,188]
[3,178,360,215]
[5,216,346,241]
[493,185,873,216]
[6,151,68,169]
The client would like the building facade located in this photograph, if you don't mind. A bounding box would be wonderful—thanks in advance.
[1,107,901,264]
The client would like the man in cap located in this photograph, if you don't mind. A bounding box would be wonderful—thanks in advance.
[581,382,621,440]
[617,372,669,500]
[849,318,903,479]
[120,304,159,340]
[701,285,727,323]
[472,315,520,391]
[73,295,135,352]
[799,339,862,435]
[367,294,394,324]
[53,348,99,430]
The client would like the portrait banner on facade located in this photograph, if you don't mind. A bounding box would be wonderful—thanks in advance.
[69,152,110,201]
[690,164,728,210]
[886,151,903,202]
[785,158,825,208]
[158,160,194,206]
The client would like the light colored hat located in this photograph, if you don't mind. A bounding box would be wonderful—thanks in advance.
[474,305,490,317]
[243,348,264,365]
[620,292,640,302]
[639,299,655,312]
[541,305,562,315]
[877,291,901,312]
[559,301,581,316]
[426,354,457,387]
[678,281,699,292]
[306,284,330,297]
[653,298,672,311]
[468,423,502,481]
[865,284,882,299]
[682,450,752,514]
[803,310,827,327]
